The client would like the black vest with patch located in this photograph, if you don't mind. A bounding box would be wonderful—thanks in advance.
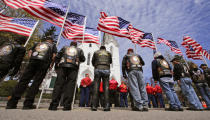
[59,46,80,67]
[126,53,142,70]
[157,59,172,77]
[30,42,53,62]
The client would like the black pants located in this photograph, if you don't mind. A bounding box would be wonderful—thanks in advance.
[7,60,49,107]
[0,63,10,83]
[92,69,110,108]
[109,90,119,107]
[50,67,78,108]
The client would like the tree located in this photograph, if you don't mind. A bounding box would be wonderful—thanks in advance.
[41,26,57,42]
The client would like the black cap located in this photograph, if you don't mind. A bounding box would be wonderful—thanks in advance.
[100,46,106,50]
[170,57,180,62]
[70,41,77,47]
[199,64,207,68]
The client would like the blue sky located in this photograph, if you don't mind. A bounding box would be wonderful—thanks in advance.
[47,0,210,80]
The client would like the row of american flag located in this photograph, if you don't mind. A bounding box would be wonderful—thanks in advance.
[1,0,209,61]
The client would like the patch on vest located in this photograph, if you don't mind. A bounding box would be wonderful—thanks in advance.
[99,51,108,56]
[160,60,169,68]
[130,56,140,65]
[0,45,13,56]
[66,47,77,56]
[35,43,49,52]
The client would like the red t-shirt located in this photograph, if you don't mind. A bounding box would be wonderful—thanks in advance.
[154,85,162,94]
[80,77,92,87]
[146,85,153,94]
[99,82,103,92]
[109,79,118,90]
[119,84,128,93]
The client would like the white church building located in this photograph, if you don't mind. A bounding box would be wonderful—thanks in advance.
[42,33,121,90]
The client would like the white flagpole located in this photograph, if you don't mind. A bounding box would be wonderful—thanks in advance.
[98,31,101,44]
[24,20,40,47]
[82,17,87,46]
[56,1,71,47]
[72,17,87,109]
[0,9,5,13]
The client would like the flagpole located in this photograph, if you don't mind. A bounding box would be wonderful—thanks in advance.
[201,51,209,67]
[56,1,71,47]
[82,17,87,46]
[72,17,87,109]
[0,5,7,13]
[24,20,39,47]
[98,31,101,44]
[135,43,137,53]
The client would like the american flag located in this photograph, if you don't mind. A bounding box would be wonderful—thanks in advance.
[182,36,203,55]
[97,12,130,38]
[3,0,81,30]
[157,38,182,55]
[128,25,144,43]
[63,27,100,44]
[202,49,210,60]
[186,46,202,60]
[62,12,85,41]
[0,13,37,36]
[138,33,156,49]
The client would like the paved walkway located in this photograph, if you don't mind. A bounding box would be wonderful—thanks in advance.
[0,107,210,120]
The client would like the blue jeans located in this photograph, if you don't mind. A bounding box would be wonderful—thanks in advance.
[159,77,181,108]
[148,94,157,108]
[128,70,148,109]
[120,92,128,107]
[180,77,203,109]
[195,82,210,109]
[80,87,90,107]
[156,93,165,108]
[92,69,110,107]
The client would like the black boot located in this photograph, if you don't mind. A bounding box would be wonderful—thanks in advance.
[6,98,18,109]
[48,103,57,111]
[104,103,110,111]
[91,106,97,111]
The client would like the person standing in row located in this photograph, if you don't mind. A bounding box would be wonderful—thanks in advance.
[146,83,157,108]
[80,73,92,107]
[191,64,210,110]
[91,46,112,111]
[49,41,85,111]
[200,64,210,87]
[171,57,203,111]
[152,52,183,111]
[119,81,128,107]
[0,37,26,83]
[154,81,165,108]
[122,48,148,111]
[109,77,119,107]
[6,36,57,109]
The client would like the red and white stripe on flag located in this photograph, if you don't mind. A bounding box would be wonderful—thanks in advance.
[182,36,203,54]
[97,12,130,38]
[186,47,202,60]
[0,13,35,36]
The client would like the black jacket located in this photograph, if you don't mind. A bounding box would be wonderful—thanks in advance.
[152,57,172,81]
[55,46,85,69]
[122,53,144,78]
